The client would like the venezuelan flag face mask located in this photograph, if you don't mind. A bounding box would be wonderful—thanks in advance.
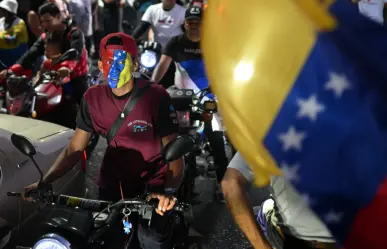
[101,48,133,89]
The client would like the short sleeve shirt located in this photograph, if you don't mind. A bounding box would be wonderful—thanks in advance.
[76,80,179,196]
[163,34,211,97]
[228,153,335,242]
[141,3,186,48]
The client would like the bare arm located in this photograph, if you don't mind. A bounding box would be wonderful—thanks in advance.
[152,55,173,84]
[222,168,270,249]
[43,129,91,184]
[162,133,184,189]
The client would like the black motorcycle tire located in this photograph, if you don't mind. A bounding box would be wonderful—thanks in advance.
[207,131,229,183]
[178,154,196,203]
[85,132,99,158]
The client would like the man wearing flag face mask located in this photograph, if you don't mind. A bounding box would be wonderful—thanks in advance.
[23,32,183,249]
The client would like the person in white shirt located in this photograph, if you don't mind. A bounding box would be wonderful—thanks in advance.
[133,0,186,89]
[67,0,93,53]
[133,0,186,48]
[222,152,338,249]
[353,0,387,24]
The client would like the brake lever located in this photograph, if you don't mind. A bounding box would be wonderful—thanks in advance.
[36,182,54,202]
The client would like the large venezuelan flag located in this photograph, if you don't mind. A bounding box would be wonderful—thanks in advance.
[203,0,387,248]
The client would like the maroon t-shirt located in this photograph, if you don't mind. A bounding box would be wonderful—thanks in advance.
[76,80,179,198]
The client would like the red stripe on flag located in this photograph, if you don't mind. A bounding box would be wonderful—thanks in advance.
[345,178,387,249]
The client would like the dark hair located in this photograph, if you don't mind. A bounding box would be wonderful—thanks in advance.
[46,29,64,50]
[105,36,123,47]
[38,2,61,17]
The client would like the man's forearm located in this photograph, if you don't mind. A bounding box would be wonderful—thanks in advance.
[152,63,169,83]
[225,186,269,249]
[43,146,83,184]
[164,157,184,189]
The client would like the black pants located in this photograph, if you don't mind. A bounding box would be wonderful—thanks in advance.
[98,188,174,249]
[50,75,88,128]
[158,62,176,89]
[103,1,119,35]
[71,75,89,105]
[204,124,228,183]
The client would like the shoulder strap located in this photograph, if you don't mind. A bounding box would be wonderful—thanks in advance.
[66,27,79,40]
[106,82,150,145]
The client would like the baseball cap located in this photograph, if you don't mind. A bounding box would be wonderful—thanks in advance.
[185,6,202,21]
[0,0,18,15]
[99,32,138,58]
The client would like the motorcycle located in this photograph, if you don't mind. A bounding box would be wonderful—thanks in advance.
[7,133,195,249]
[166,87,234,200]
[122,20,162,81]
[0,49,99,158]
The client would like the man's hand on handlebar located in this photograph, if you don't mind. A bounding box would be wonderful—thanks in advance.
[0,69,12,82]
[57,67,71,79]
[146,193,177,216]
[23,181,39,201]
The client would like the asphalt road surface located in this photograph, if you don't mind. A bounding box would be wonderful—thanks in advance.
[85,139,270,249]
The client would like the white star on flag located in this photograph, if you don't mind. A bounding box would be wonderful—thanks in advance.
[324,72,351,98]
[118,52,121,56]
[278,126,307,152]
[280,162,300,183]
[113,56,118,60]
[324,210,343,223]
[296,95,325,122]
[301,194,316,206]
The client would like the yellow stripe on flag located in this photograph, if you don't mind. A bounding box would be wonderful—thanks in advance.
[202,0,337,186]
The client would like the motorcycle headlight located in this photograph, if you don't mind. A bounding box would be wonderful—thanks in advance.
[47,95,62,105]
[33,234,71,249]
[140,50,157,68]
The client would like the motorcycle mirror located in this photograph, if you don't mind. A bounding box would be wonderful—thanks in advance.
[11,133,36,157]
[10,134,44,182]
[162,135,195,162]
[56,49,78,64]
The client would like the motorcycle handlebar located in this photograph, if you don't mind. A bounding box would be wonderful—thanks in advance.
[7,192,189,213]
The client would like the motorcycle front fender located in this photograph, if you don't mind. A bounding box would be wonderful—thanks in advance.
[40,206,94,245]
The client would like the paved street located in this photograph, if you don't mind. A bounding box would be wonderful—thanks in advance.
[85,139,269,249]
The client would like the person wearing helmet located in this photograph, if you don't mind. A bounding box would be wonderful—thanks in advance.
[23,33,183,249]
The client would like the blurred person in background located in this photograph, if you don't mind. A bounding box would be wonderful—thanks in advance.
[352,0,387,24]
[222,152,338,249]
[0,2,88,109]
[91,0,102,58]
[16,0,44,46]
[27,0,69,40]
[103,0,119,35]
[66,0,93,55]
[152,7,230,185]
[0,0,28,67]
[133,0,186,89]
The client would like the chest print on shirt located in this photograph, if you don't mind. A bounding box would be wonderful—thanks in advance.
[158,15,174,25]
[128,120,153,133]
